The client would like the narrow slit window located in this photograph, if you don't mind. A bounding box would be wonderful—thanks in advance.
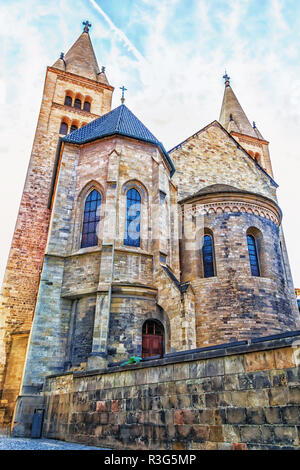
[83,101,91,112]
[124,188,141,247]
[59,122,68,135]
[81,190,101,248]
[74,98,81,109]
[64,96,72,106]
[247,234,260,276]
[202,235,215,278]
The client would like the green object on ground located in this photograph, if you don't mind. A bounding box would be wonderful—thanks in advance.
[121,356,142,366]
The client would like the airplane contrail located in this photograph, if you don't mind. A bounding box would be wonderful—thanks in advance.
[88,0,146,64]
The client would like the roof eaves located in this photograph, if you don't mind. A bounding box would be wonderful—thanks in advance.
[62,131,176,177]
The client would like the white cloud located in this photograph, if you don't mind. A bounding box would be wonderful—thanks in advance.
[0,0,300,290]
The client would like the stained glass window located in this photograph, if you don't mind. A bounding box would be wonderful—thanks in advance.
[203,235,215,278]
[81,190,101,248]
[124,188,141,247]
[247,235,260,276]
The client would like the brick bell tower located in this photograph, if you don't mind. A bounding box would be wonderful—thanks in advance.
[0,22,114,429]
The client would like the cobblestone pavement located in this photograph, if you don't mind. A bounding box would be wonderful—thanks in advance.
[0,436,110,450]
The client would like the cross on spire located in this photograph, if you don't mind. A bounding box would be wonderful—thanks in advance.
[82,20,91,33]
[120,86,127,104]
[223,70,230,87]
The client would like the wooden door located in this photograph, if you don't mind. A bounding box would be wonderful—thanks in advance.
[142,320,164,358]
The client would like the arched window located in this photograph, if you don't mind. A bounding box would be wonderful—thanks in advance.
[74,98,82,109]
[247,234,260,276]
[59,121,68,135]
[64,95,72,106]
[202,234,215,278]
[81,190,102,248]
[70,124,78,133]
[83,101,91,112]
[124,188,141,247]
[142,320,164,358]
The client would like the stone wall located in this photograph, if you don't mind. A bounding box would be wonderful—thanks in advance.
[36,332,300,450]
[170,122,277,201]
[180,208,300,346]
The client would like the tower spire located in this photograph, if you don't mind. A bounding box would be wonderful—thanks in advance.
[219,73,273,177]
[219,73,257,138]
[52,22,109,84]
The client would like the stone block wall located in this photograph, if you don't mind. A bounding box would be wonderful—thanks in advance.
[170,122,277,202]
[39,332,300,450]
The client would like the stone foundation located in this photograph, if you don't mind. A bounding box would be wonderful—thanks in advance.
[14,330,300,449]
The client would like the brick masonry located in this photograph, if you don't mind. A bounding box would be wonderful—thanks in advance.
[23,333,300,450]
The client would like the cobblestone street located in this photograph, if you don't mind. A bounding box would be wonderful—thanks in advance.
[0,436,109,450]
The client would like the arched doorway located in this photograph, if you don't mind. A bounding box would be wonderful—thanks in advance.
[142,319,164,358]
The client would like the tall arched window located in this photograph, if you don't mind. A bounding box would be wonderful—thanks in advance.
[247,234,260,276]
[74,98,81,109]
[202,234,215,278]
[64,95,72,106]
[70,124,78,133]
[81,190,102,248]
[59,121,68,135]
[124,188,141,247]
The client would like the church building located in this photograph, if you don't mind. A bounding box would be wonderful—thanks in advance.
[0,23,299,446]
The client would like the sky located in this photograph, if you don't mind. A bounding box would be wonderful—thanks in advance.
[0,0,300,288]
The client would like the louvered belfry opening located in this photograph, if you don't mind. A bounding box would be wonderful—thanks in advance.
[142,320,164,358]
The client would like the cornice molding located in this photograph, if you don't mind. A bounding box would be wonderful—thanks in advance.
[47,66,114,92]
[182,193,281,226]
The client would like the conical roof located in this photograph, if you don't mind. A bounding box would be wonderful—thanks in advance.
[63,104,175,175]
[219,83,258,139]
[53,31,109,84]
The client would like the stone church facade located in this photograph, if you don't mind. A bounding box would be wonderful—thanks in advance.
[0,24,299,445]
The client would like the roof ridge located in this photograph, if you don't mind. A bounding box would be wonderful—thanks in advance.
[62,103,176,176]
[115,104,125,132]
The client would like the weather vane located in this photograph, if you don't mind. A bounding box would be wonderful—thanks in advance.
[83,20,91,33]
[120,86,127,104]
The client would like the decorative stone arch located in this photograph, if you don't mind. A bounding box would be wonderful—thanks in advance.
[74,93,84,110]
[120,179,149,251]
[59,116,71,135]
[70,119,79,132]
[64,90,74,106]
[121,179,149,202]
[73,180,106,251]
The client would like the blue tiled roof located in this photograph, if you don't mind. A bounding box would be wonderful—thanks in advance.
[63,104,175,175]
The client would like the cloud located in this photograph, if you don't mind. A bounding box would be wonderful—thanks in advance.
[1,0,300,289]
